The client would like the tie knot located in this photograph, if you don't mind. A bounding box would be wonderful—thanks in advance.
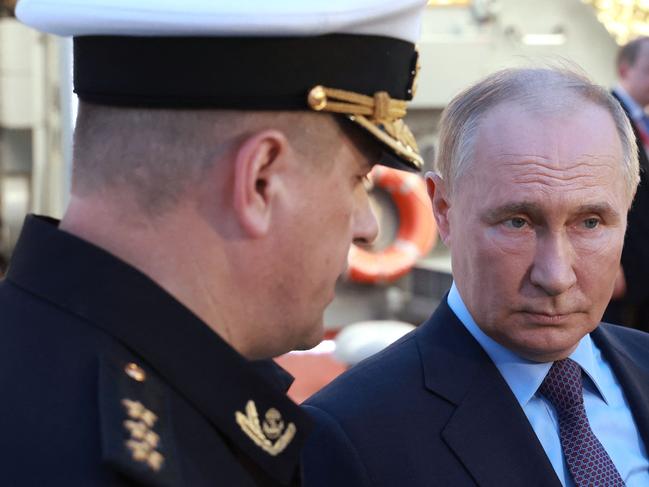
[538,358,584,412]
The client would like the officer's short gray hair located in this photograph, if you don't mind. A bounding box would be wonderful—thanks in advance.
[435,67,640,202]
[72,103,343,214]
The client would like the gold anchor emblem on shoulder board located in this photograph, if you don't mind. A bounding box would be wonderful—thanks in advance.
[235,400,296,456]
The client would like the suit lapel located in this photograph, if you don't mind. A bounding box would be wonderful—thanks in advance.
[592,326,649,450]
[416,302,561,487]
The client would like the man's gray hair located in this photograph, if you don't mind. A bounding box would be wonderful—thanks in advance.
[435,67,640,201]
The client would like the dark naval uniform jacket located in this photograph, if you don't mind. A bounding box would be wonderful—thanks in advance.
[301,299,649,487]
[0,215,311,486]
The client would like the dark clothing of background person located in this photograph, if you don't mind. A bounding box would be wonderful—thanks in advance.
[604,90,649,332]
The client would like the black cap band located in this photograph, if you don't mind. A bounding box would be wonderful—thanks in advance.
[73,34,418,109]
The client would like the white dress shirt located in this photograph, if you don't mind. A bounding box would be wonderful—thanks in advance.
[448,282,649,486]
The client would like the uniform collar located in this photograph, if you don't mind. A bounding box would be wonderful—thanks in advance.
[447,282,609,407]
[6,215,310,485]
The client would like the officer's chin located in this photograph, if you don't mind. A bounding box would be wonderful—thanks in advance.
[292,318,326,353]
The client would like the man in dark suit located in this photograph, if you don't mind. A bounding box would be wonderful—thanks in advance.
[301,67,649,487]
[1,0,427,484]
[605,37,649,331]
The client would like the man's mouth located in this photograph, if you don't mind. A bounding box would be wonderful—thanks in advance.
[519,310,574,325]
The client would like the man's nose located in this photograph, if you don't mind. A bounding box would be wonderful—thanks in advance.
[529,232,577,296]
[352,191,379,246]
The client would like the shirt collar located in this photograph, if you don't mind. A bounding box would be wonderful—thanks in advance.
[613,85,646,121]
[447,282,609,406]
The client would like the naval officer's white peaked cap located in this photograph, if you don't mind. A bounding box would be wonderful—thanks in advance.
[16,0,427,172]
[16,0,425,42]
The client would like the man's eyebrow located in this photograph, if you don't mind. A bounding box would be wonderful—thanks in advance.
[481,201,621,222]
[575,202,618,216]
[481,202,542,221]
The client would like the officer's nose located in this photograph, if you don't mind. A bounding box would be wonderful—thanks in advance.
[529,231,577,296]
[352,186,379,246]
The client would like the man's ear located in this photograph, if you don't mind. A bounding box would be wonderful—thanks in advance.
[618,61,630,79]
[425,172,452,247]
[232,129,289,238]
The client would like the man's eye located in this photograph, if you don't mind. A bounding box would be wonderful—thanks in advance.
[583,218,600,229]
[504,217,527,229]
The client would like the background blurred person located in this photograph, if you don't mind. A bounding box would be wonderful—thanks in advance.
[606,36,649,331]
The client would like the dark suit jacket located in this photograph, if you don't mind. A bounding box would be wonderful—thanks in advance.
[611,91,649,309]
[301,300,649,486]
[0,215,311,486]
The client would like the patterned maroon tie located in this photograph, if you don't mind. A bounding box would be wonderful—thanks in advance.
[538,358,625,487]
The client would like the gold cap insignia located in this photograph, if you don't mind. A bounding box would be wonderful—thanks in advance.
[235,400,296,456]
[307,85,423,171]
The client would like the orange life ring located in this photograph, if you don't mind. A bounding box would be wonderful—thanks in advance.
[347,166,437,284]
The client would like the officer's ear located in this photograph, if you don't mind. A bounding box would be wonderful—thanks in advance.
[232,129,289,237]
[426,172,451,247]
